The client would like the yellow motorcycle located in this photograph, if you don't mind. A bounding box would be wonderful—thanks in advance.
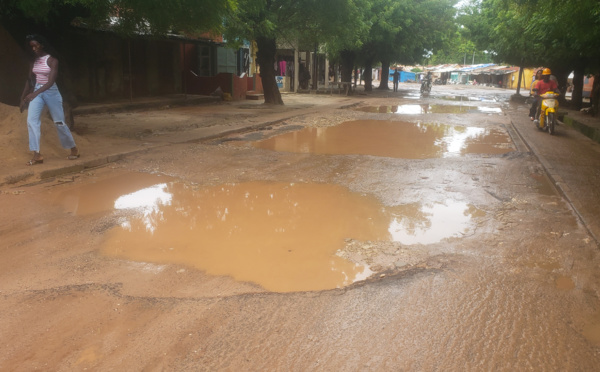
[536,91,559,135]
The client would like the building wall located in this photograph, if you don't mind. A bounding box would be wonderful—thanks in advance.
[0,26,30,106]
[72,33,125,101]
[253,74,264,93]
[52,31,183,102]
[185,71,231,96]
[1,25,254,104]
[232,74,248,100]
[506,68,536,90]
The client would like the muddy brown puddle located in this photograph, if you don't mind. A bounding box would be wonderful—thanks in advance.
[355,104,502,114]
[55,173,485,292]
[254,120,512,158]
[436,95,499,103]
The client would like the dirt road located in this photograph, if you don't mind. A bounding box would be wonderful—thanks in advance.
[1,85,600,371]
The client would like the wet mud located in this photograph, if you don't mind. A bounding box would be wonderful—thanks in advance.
[2,87,600,370]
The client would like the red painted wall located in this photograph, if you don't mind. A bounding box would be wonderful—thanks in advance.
[232,75,248,100]
[253,74,264,93]
[185,71,231,96]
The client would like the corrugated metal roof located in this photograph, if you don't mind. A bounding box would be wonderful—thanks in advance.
[449,64,519,75]
[430,64,462,73]
[458,63,496,72]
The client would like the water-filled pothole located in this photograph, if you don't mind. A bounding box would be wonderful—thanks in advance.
[398,92,421,100]
[354,104,502,114]
[56,173,485,292]
[436,95,499,103]
[388,201,486,245]
[253,120,513,158]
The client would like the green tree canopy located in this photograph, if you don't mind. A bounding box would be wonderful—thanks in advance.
[343,0,456,90]
[225,0,366,104]
[460,0,600,107]
[0,0,235,35]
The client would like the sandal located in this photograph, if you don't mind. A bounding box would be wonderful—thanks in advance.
[26,158,43,166]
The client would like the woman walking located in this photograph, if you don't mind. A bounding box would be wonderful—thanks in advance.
[20,34,79,165]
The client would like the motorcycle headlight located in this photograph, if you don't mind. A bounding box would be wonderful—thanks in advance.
[545,99,557,108]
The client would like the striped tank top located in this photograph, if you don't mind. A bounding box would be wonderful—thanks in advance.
[32,54,52,85]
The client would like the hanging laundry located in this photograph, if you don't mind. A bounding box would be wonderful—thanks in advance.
[279,61,287,76]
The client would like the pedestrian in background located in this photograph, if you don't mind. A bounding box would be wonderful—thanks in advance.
[392,68,400,92]
[20,34,79,165]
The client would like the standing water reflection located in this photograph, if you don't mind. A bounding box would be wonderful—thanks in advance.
[56,174,486,292]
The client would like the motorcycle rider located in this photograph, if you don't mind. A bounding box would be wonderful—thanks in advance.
[529,69,543,120]
[532,68,559,123]
[421,71,432,93]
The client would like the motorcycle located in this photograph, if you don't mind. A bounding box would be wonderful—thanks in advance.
[535,91,559,135]
[420,78,432,94]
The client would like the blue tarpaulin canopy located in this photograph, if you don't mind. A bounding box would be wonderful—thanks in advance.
[388,70,416,82]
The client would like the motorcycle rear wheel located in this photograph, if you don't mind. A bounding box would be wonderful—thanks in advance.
[538,113,545,130]
[548,112,555,135]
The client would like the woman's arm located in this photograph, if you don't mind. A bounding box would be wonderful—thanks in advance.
[20,63,34,112]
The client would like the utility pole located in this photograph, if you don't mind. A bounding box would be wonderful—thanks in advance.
[472,50,475,65]
[313,43,318,90]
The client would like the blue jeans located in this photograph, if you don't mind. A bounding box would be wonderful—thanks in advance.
[27,83,76,152]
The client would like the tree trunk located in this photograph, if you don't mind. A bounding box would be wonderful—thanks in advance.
[339,50,354,95]
[312,44,318,90]
[550,65,570,106]
[332,63,338,83]
[378,59,390,90]
[516,65,524,95]
[340,50,354,83]
[592,73,600,117]
[256,36,284,105]
[363,60,373,92]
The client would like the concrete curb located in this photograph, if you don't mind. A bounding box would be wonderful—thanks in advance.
[0,150,149,187]
[561,115,600,143]
[73,95,221,116]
